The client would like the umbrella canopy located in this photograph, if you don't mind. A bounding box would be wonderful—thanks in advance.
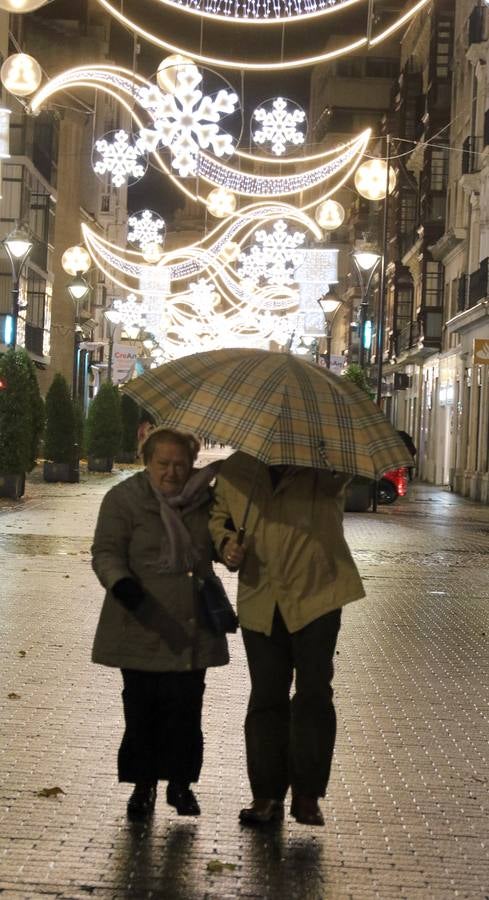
[123,348,413,479]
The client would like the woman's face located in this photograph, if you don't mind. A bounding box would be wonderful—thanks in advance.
[146,440,192,496]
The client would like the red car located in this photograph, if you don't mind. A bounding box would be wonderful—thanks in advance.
[377,467,408,504]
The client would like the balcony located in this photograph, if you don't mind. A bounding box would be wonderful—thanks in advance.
[468,4,486,45]
[468,258,489,307]
[461,135,483,174]
[396,307,443,360]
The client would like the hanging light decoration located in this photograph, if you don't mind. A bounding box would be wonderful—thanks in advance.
[1,53,42,97]
[61,245,91,277]
[0,0,49,10]
[92,129,148,188]
[314,198,345,230]
[252,97,307,157]
[207,187,237,218]
[142,242,164,263]
[354,158,396,201]
[156,54,196,93]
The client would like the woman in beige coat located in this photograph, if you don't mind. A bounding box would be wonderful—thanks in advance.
[91,427,229,820]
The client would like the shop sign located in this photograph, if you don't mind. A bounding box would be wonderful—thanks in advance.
[111,342,138,384]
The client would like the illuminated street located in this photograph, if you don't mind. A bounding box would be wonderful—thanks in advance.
[1,461,488,899]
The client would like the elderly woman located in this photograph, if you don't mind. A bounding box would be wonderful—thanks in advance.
[91,427,229,819]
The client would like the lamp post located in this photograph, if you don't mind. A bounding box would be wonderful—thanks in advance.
[317,287,342,369]
[104,307,123,384]
[352,249,381,368]
[1,225,33,349]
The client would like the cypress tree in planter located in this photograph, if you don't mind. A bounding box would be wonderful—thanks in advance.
[86,382,122,472]
[43,373,78,483]
[116,394,140,463]
[0,349,41,499]
[73,398,86,459]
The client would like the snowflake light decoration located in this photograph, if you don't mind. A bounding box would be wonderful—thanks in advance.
[112,292,147,331]
[252,97,307,157]
[93,129,147,188]
[137,66,239,177]
[127,209,166,253]
[183,279,221,315]
[237,219,305,288]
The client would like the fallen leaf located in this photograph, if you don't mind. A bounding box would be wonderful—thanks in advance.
[37,786,65,798]
[63,575,70,579]
[206,860,236,874]
[8,692,21,700]
[18,650,26,658]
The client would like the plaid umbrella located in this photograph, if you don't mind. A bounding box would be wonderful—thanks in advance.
[123,348,413,479]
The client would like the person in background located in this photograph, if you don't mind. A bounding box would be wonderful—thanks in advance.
[91,428,228,820]
[397,430,417,480]
[137,410,156,453]
[209,451,365,827]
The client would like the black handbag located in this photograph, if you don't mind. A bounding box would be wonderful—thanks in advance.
[197,573,239,635]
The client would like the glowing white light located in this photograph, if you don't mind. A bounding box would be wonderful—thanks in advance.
[61,245,91,276]
[207,187,237,218]
[93,0,430,71]
[127,209,166,253]
[1,53,42,97]
[156,54,196,93]
[137,66,238,177]
[93,129,147,188]
[354,158,396,201]
[315,199,345,230]
[140,0,361,23]
[0,108,11,159]
[354,250,381,271]
[0,0,48,11]
[238,220,305,288]
[252,97,306,157]
[142,242,164,263]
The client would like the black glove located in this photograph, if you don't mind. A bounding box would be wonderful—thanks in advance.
[112,577,145,611]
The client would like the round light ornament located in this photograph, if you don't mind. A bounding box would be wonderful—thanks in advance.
[315,199,345,230]
[1,53,42,97]
[142,242,164,263]
[219,241,240,263]
[207,187,237,218]
[156,54,197,93]
[61,245,91,276]
[354,158,396,201]
[0,0,49,10]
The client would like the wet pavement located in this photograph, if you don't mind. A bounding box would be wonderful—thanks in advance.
[0,458,488,899]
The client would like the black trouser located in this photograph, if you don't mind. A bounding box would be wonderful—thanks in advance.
[119,669,206,785]
[242,606,341,800]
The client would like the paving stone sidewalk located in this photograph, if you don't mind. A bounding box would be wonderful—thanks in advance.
[0,460,488,900]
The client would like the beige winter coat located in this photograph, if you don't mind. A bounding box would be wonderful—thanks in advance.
[91,470,229,672]
[209,452,365,636]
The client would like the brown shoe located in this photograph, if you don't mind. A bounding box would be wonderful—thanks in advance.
[239,799,284,825]
[290,795,324,826]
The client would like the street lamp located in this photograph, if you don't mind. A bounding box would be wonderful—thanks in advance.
[1,224,33,348]
[352,249,381,368]
[67,272,91,303]
[317,287,342,369]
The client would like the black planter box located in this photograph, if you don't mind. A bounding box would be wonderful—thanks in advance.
[88,456,113,473]
[43,461,79,484]
[115,451,137,464]
[0,473,26,499]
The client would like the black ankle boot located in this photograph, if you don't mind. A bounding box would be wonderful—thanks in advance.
[127,781,157,819]
[166,782,200,816]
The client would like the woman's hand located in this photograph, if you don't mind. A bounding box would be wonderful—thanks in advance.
[222,537,246,570]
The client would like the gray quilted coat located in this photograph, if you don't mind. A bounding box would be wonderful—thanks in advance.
[91,470,229,672]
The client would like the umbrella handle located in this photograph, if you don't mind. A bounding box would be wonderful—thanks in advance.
[237,526,246,546]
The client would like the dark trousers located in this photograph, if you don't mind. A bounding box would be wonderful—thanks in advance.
[119,669,206,786]
[242,606,342,800]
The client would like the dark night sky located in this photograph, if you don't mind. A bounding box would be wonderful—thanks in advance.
[39,0,403,218]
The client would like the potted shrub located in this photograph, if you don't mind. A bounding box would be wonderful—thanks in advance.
[86,382,122,472]
[116,394,139,463]
[343,364,374,512]
[0,349,43,499]
[43,373,78,483]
